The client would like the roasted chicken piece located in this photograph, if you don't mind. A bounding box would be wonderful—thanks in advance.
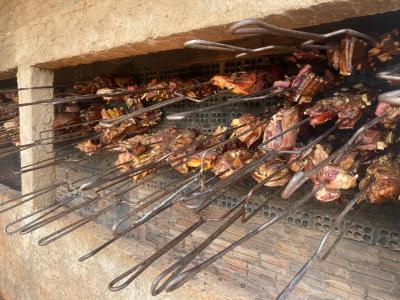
[327,35,368,76]
[305,92,369,129]
[262,106,300,150]
[273,65,325,103]
[375,102,400,128]
[251,151,291,187]
[368,28,400,65]
[75,140,101,155]
[213,148,252,180]
[359,156,400,204]
[211,72,264,95]
[231,115,264,148]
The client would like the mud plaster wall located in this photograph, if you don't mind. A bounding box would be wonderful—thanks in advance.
[1,0,400,78]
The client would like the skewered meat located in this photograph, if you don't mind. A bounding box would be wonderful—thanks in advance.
[213,148,252,180]
[187,127,228,170]
[368,28,400,65]
[262,106,300,150]
[273,65,325,103]
[142,79,180,102]
[231,115,264,148]
[94,104,162,144]
[75,140,101,155]
[166,129,201,174]
[211,72,264,95]
[327,35,368,75]
[375,102,400,128]
[305,144,357,202]
[251,151,291,187]
[74,75,115,95]
[305,92,368,129]
[354,129,388,151]
[359,156,400,204]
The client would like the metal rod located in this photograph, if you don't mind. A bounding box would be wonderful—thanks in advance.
[161,191,314,294]
[276,189,367,300]
[281,113,387,199]
[78,174,200,262]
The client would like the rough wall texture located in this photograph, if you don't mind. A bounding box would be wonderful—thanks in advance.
[0,184,399,300]
[1,0,400,77]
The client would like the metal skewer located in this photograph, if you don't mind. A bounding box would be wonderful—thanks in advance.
[276,189,368,300]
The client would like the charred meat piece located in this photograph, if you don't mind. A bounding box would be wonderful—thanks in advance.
[306,144,357,202]
[262,106,300,150]
[213,148,253,180]
[274,65,325,103]
[251,151,291,187]
[141,79,181,102]
[166,129,201,174]
[76,140,101,155]
[74,75,115,95]
[354,129,388,151]
[327,35,368,76]
[187,150,221,171]
[369,28,400,65]
[359,156,400,204]
[211,72,264,95]
[375,102,400,128]
[231,115,264,148]
[305,92,368,129]
[187,127,228,170]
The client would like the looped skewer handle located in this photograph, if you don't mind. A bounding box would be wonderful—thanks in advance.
[108,219,204,292]
[230,18,376,46]
[276,189,367,300]
[184,40,294,58]
[378,89,400,107]
[163,190,314,294]
[150,208,243,296]
[184,40,251,52]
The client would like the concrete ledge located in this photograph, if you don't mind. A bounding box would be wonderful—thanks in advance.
[1,0,400,78]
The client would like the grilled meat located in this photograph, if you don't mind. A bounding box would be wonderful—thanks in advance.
[166,129,201,174]
[231,115,264,148]
[213,148,252,180]
[274,65,325,103]
[305,92,368,129]
[359,156,400,204]
[305,144,357,202]
[375,102,400,128]
[368,28,400,66]
[74,75,115,95]
[327,35,368,76]
[262,106,300,150]
[75,139,101,155]
[211,72,264,95]
[251,151,291,187]
[354,129,389,151]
